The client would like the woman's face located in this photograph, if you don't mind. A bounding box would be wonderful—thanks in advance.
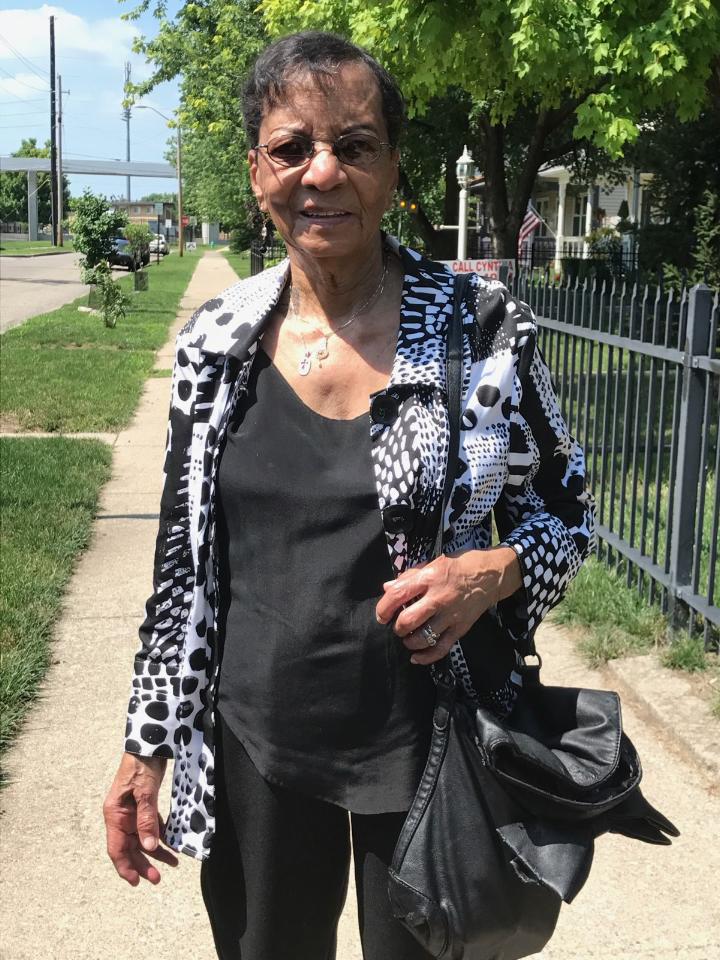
[248,62,399,263]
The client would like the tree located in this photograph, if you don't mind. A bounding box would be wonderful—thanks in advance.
[124,222,152,264]
[138,191,177,203]
[124,0,266,237]
[124,1,719,257]
[72,190,128,278]
[259,0,719,256]
[0,138,70,227]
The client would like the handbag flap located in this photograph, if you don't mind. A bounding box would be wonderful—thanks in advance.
[479,685,623,793]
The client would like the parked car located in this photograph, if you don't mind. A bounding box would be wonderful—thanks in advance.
[108,237,139,271]
[149,233,169,256]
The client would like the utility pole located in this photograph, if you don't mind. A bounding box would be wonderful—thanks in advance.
[49,15,58,246]
[56,75,64,246]
[176,125,184,257]
[123,62,131,202]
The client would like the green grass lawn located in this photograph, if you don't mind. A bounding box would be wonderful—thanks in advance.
[223,248,252,280]
[0,239,75,256]
[0,249,201,432]
[0,437,112,768]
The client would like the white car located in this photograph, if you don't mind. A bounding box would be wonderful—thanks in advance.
[149,233,169,255]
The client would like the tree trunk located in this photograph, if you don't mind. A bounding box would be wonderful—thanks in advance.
[397,166,446,257]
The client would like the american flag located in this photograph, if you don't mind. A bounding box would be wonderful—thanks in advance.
[517,202,541,256]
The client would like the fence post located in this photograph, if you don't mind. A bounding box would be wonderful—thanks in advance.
[668,284,713,630]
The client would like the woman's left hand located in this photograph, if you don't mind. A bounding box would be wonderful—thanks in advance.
[375,547,522,665]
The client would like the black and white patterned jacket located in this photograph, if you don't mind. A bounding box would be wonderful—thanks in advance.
[124,240,595,860]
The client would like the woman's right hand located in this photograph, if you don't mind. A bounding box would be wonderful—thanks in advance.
[103,752,179,885]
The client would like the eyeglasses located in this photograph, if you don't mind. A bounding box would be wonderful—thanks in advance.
[255,133,392,168]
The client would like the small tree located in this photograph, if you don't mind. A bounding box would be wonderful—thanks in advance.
[72,190,128,280]
[71,191,129,327]
[124,222,152,265]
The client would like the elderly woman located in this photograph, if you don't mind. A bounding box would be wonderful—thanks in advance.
[104,30,594,960]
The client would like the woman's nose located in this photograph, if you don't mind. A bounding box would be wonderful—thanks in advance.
[301,143,346,189]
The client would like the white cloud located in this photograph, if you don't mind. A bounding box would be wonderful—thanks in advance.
[0,5,140,68]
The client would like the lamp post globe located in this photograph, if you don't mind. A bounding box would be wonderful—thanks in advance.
[456,145,475,261]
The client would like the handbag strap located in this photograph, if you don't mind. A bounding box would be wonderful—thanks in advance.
[429,273,472,683]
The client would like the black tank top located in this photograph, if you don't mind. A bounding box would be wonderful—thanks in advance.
[215,347,434,813]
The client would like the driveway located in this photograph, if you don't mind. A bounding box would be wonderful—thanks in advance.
[0,253,160,334]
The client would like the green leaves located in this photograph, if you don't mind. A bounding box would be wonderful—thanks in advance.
[72,190,128,272]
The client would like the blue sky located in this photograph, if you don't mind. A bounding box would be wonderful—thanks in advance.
[0,1,184,198]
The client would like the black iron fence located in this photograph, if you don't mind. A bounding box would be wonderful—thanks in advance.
[518,237,640,277]
[510,270,720,651]
[250,238,287,274]
[468,235,640,278]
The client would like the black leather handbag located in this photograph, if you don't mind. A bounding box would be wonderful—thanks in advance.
[387,275,679,960]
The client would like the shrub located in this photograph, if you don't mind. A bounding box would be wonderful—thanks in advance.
[87,261,129,328]
[71,190,127,281]
[124,222,152,264]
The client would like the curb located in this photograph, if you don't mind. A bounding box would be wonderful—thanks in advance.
[0,251,76,258]
[603,653,719,784]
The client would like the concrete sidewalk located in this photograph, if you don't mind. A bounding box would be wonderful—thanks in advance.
[1,250,718,959]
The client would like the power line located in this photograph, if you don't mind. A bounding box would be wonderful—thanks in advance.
[0,96,46,105]
[0,33,50,80]
[0,109,48,118]
[63,150,125,161]
[0,66,48,92]
[0,122,47,128]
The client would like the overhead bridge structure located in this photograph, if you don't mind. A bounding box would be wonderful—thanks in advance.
[0,156,177,241]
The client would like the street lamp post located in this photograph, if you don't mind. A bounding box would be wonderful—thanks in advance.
[136,103,183,257]
[455,145,475,261]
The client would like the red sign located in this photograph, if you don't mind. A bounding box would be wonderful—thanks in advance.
[181,215,189,226]
[441,258,515,281]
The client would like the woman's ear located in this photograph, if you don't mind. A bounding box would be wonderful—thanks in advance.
[248,149,268,212]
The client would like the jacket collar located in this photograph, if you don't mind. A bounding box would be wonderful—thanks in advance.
[190,238,455,393]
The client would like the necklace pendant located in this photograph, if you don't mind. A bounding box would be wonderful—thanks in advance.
[298,353,312,376]
[315,346,329,363]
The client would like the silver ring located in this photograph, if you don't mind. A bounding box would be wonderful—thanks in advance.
[422,623,440,648]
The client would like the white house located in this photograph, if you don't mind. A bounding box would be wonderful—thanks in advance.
[530,165,653,263]
[468,164,653,266]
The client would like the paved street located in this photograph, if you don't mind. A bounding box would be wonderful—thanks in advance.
[0,252,167,334]
[0,252,717,959]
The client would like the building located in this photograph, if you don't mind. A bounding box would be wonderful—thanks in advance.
[527,166,652,263]
[110,199,177,239]
[469,165,653,268]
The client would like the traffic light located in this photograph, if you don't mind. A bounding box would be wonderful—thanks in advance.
[399,199,417,212]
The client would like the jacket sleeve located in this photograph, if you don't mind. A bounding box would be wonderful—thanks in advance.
[493,299,595,656]
[123,337,197,759]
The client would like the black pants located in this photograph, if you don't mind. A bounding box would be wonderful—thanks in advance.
[201,713,430,960]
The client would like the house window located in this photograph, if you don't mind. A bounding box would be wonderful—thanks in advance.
[133,206,141,214]
[535,197,550,238]
[571,194,587,236]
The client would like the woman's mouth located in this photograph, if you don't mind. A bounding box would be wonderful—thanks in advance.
[299,209,352,223]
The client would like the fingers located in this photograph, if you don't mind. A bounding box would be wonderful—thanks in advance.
[103,754,175,886]
[375,565,429,624]
[135,789,161,852]
[408,626,460,666]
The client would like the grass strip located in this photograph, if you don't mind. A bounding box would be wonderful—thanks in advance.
[0,437,112,769]
[0,239,75,256]
[0,250,201,432]
[552,557,664,666]
[553,555,719,688]
[222,249,252,280]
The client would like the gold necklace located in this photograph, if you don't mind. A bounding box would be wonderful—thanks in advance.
[289,254,389,376]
